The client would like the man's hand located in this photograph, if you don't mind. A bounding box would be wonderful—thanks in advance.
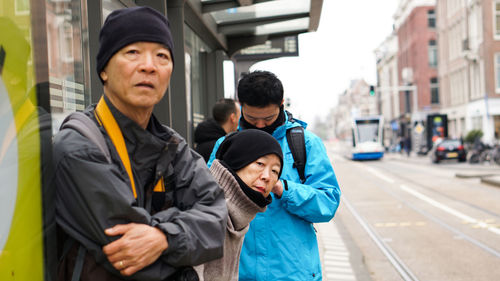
[103,223,168,276]
[272,180,284,198]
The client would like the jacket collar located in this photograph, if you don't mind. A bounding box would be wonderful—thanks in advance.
[271,111,307,139]
[102,95,173,145]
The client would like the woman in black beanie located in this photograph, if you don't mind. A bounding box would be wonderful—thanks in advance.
[195,129,283,281]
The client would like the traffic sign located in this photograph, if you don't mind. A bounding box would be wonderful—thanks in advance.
[415,123,424,134]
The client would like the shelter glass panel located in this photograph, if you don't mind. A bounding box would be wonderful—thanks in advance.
[185,25,213,128]
[46,0,90,133]
[102,0,130,21]
[0,2,53,277]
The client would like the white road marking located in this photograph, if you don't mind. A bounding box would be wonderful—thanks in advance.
[399,184,500,236]
[365,166,395,183]
[362,164,500,236]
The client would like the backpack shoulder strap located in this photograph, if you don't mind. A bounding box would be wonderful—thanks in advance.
[286,126,307,183]
[60,112,112,163]
[58,112,110,280]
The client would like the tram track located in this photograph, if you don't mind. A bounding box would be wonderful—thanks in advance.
[367,177,500,258]
[342,196,420,281]
[340,167,500,281]
[328,149,500,279]
[345,160,500,259]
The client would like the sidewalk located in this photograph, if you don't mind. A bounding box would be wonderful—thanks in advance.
[384,152,500,188]
[314,220,371,281]
[317,220,373,281]
[317,222,357,281]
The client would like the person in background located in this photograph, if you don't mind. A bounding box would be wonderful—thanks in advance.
[195,129,283,281]
[208,70,341,281]
[53,6,226,281]
[194,98,240,162]
[404,135,412,157]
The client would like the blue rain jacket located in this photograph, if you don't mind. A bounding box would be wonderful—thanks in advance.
[208,112,341,281]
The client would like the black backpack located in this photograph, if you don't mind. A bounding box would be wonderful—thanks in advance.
[285,112,307,184]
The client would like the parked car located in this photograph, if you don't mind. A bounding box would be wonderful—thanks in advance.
[430,138,467,163]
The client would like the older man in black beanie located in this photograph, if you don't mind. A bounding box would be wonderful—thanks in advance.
[53,6,227,281]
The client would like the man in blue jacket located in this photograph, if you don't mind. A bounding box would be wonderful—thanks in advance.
[208,70,341,280]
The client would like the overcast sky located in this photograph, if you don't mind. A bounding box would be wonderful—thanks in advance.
[248,0,400,124]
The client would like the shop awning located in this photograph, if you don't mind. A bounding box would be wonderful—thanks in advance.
[188,0,323,56]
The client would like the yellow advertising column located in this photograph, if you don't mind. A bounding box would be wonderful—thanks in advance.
[0,0,45,280]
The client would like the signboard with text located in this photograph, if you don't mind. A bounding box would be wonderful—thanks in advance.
[233,35,299,61]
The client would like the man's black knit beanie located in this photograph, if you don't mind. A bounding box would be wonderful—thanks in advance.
[96,6,174,83]
[216,129,284,178]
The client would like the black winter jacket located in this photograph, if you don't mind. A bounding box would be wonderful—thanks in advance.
[193,119,226,162]
[53,97,227,280]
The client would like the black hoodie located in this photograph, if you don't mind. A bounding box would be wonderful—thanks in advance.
[194,118,227,162]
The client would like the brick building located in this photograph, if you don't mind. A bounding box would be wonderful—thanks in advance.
[394,0,438,151]
[437,0,500,144]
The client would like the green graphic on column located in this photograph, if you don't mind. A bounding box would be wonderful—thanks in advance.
[0,3,45,280]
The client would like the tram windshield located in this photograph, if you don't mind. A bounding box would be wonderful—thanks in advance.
[355,119,380,143]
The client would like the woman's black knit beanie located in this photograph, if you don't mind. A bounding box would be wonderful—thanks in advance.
[96,6,174,82]
[216,129,284,178]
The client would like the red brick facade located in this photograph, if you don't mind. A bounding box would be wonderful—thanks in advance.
[397,6,438,115]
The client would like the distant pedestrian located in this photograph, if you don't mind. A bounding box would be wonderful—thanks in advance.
[194,98,240,162]
[404,136,412,157]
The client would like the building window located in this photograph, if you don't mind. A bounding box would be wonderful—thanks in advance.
[428,9,436,28]
[428,40,438,67]
[495,53,500,92]
[495,2,500,38]
[431,77,439,104]
[60,22,74,63]
[472,116,482,130]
